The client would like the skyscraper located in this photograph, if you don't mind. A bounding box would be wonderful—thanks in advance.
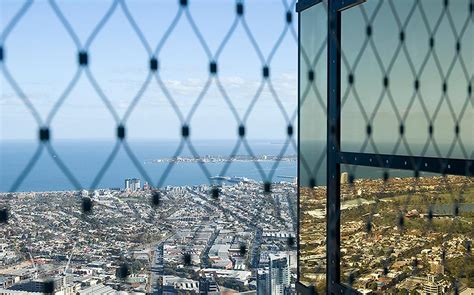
[269,253,290,295]
[124,179,131,191]
[131,178,141,191]
[257,268,269,295]
[124,178,141,191]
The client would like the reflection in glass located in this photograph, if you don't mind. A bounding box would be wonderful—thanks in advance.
[299,3,327,292]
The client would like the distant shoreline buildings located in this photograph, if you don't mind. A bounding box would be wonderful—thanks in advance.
[124,178,141,191]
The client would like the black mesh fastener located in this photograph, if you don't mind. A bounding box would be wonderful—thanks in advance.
[43,281,55,293]
[348,73,354,84]
[183,253,192,266]
[286,11,292,23]
[211,186,219,200]
[182,125,190,138]
[349,174,355,184]
[414,169,420,178]
[39,127,50,142]
[151,191,160,207]
[150,58,158,71]
[117,125,125,140]
[399,124,404,135]
[81,197,92,213]
[236,3,243,15]
[0,208,8,223]
[78,51,88,66]
[366,220,372,232]
[264,182,271,193]
[238,125,245,137]
[428,208,434,221]
[117,264,129,279]
[0,47,3,62]
[308,70,314,81]
[239,243,247,256]
[366,124,372,136]
[287,125,293,136]
[263,66,269,78]
[383,171,389,182]
[180,0,187,7]
[287,236,295,248]
[398,214,404,229]
[209,61,217,74]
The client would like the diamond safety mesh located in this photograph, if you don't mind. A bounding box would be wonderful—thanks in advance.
[1,0,298,293]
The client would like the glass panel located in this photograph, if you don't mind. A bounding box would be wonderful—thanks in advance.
[340,165,473,293]
[339,0,473,293]
[299,3,327,293]
[340,0,473,159]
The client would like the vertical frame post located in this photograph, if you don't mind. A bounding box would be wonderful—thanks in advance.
[296,8,302,286]
[326,0,341,293]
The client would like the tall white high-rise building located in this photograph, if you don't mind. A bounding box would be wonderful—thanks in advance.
[131,178,141,191]
[124,179,131,191]
[269,253,290,295]
[124,178,141,191]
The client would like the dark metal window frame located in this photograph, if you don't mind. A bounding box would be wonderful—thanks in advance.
[297,0,473,294]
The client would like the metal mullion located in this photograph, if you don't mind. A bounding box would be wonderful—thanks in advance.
[297,9,302,286]
[338,151,473,176]
[327,0,342,293]
[296,0,323,13]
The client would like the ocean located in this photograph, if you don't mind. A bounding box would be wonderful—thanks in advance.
[0,139,297,192]
[0,139,448,192]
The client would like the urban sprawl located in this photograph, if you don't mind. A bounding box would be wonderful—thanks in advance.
[0,175,473,294]
[0,179,297,295]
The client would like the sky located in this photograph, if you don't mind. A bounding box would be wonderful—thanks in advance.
[1,0,298,141]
